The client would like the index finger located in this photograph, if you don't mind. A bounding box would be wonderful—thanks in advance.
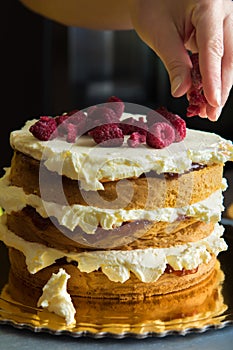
[192,1,224,107]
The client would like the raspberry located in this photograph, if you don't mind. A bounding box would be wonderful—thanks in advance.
[55,114,69,126]
[56,110,87,137]
[187,89,207,117]
[119,117,148,135]
[86,106,119,132]
[146,110,164,126]
[187,53,208,117]
[187,88,207,117]
[127,132,146,147]
[156,107,186,142]
[146,122,175,149]
[29,116,57,141]
[66,111,86,125]
[86,105,98,116]
[66,108,79,116]
[186,104,201,117]
[106,96,125,119]
[119,117,135,134]
[188,89,207,106]
[90,123,124,147]
[190,53,203,90]
[66,123,78,143]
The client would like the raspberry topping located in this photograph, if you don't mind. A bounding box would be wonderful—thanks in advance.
[28,97,186,149]
[146,110,164,127]
[65,111,86,126]
[55,114,69,126]
[56,110,87,137]
[187,53,207,117]
[90,123,124,147]
[146,122,175,149]
[106,96,125,119]
[156,107,186,142]
[66,109,80,116]
[66,123,78,143]
[29,116,57,141]
[119,117,148,135]
[127,132,146,148]
[86,106,119,132]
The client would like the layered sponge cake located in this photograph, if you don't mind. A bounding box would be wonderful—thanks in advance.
[0,98,232,325]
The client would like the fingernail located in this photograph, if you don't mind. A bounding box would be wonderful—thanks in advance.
[215,88,222,107]
[171,76,182,95]
[215,106,222,121]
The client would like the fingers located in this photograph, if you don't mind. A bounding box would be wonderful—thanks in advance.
[129,0,233,122]
[192,1,233,121]
[221,12,233,107]
[193,1,224,109]
[151,22,193,98]
[129,0,193,97]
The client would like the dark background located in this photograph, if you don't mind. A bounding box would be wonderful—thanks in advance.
[1,0,233,175]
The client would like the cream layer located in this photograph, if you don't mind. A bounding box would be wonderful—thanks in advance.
[0,214,227,283]
[0,170,226,234]
[10,114,233,191]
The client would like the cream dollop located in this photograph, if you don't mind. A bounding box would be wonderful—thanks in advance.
[37,268,76,325]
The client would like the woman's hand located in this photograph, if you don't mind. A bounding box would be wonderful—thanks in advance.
[129,0,233,121]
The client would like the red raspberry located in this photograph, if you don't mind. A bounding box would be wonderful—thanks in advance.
[66,123,78,143]
[29,116,57,141]
[86,106,119,132]
[146,122,175,149]
[188,89,207,106]
[119,117,148,135]
[119,117,135,134]
[190,53,203,90]
[86,105,98,116]
[66,108,80,116]
[127,132,146,147]
[55,114,69,136]
[186,104,201,117]
[187,53,208,117]
[187,88,207,117]
[156,107,186,142]
[67,111,87,136]
[106,96,125,119]
[55,114,69,126]
[65,111,86,125]
[90,123,124,147]
[146,110,164,126]
[56,111,87,137]
[187,89,207,117]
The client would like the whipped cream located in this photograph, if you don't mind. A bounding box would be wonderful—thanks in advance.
[0,214,227,283]
[10,114,233,191]
[0,170,225,233]
[37,268,76,325]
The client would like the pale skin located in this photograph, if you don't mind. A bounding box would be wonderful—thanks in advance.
[20,0,233,121]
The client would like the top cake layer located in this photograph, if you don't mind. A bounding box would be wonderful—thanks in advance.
[10,114,233,191]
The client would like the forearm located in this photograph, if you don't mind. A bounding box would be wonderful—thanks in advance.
[20,0,133,30]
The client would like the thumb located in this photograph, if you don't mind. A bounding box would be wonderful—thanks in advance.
[153,27,193,97]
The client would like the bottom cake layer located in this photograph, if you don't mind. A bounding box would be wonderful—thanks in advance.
[8,248,217,302]
[7,252,225,326]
